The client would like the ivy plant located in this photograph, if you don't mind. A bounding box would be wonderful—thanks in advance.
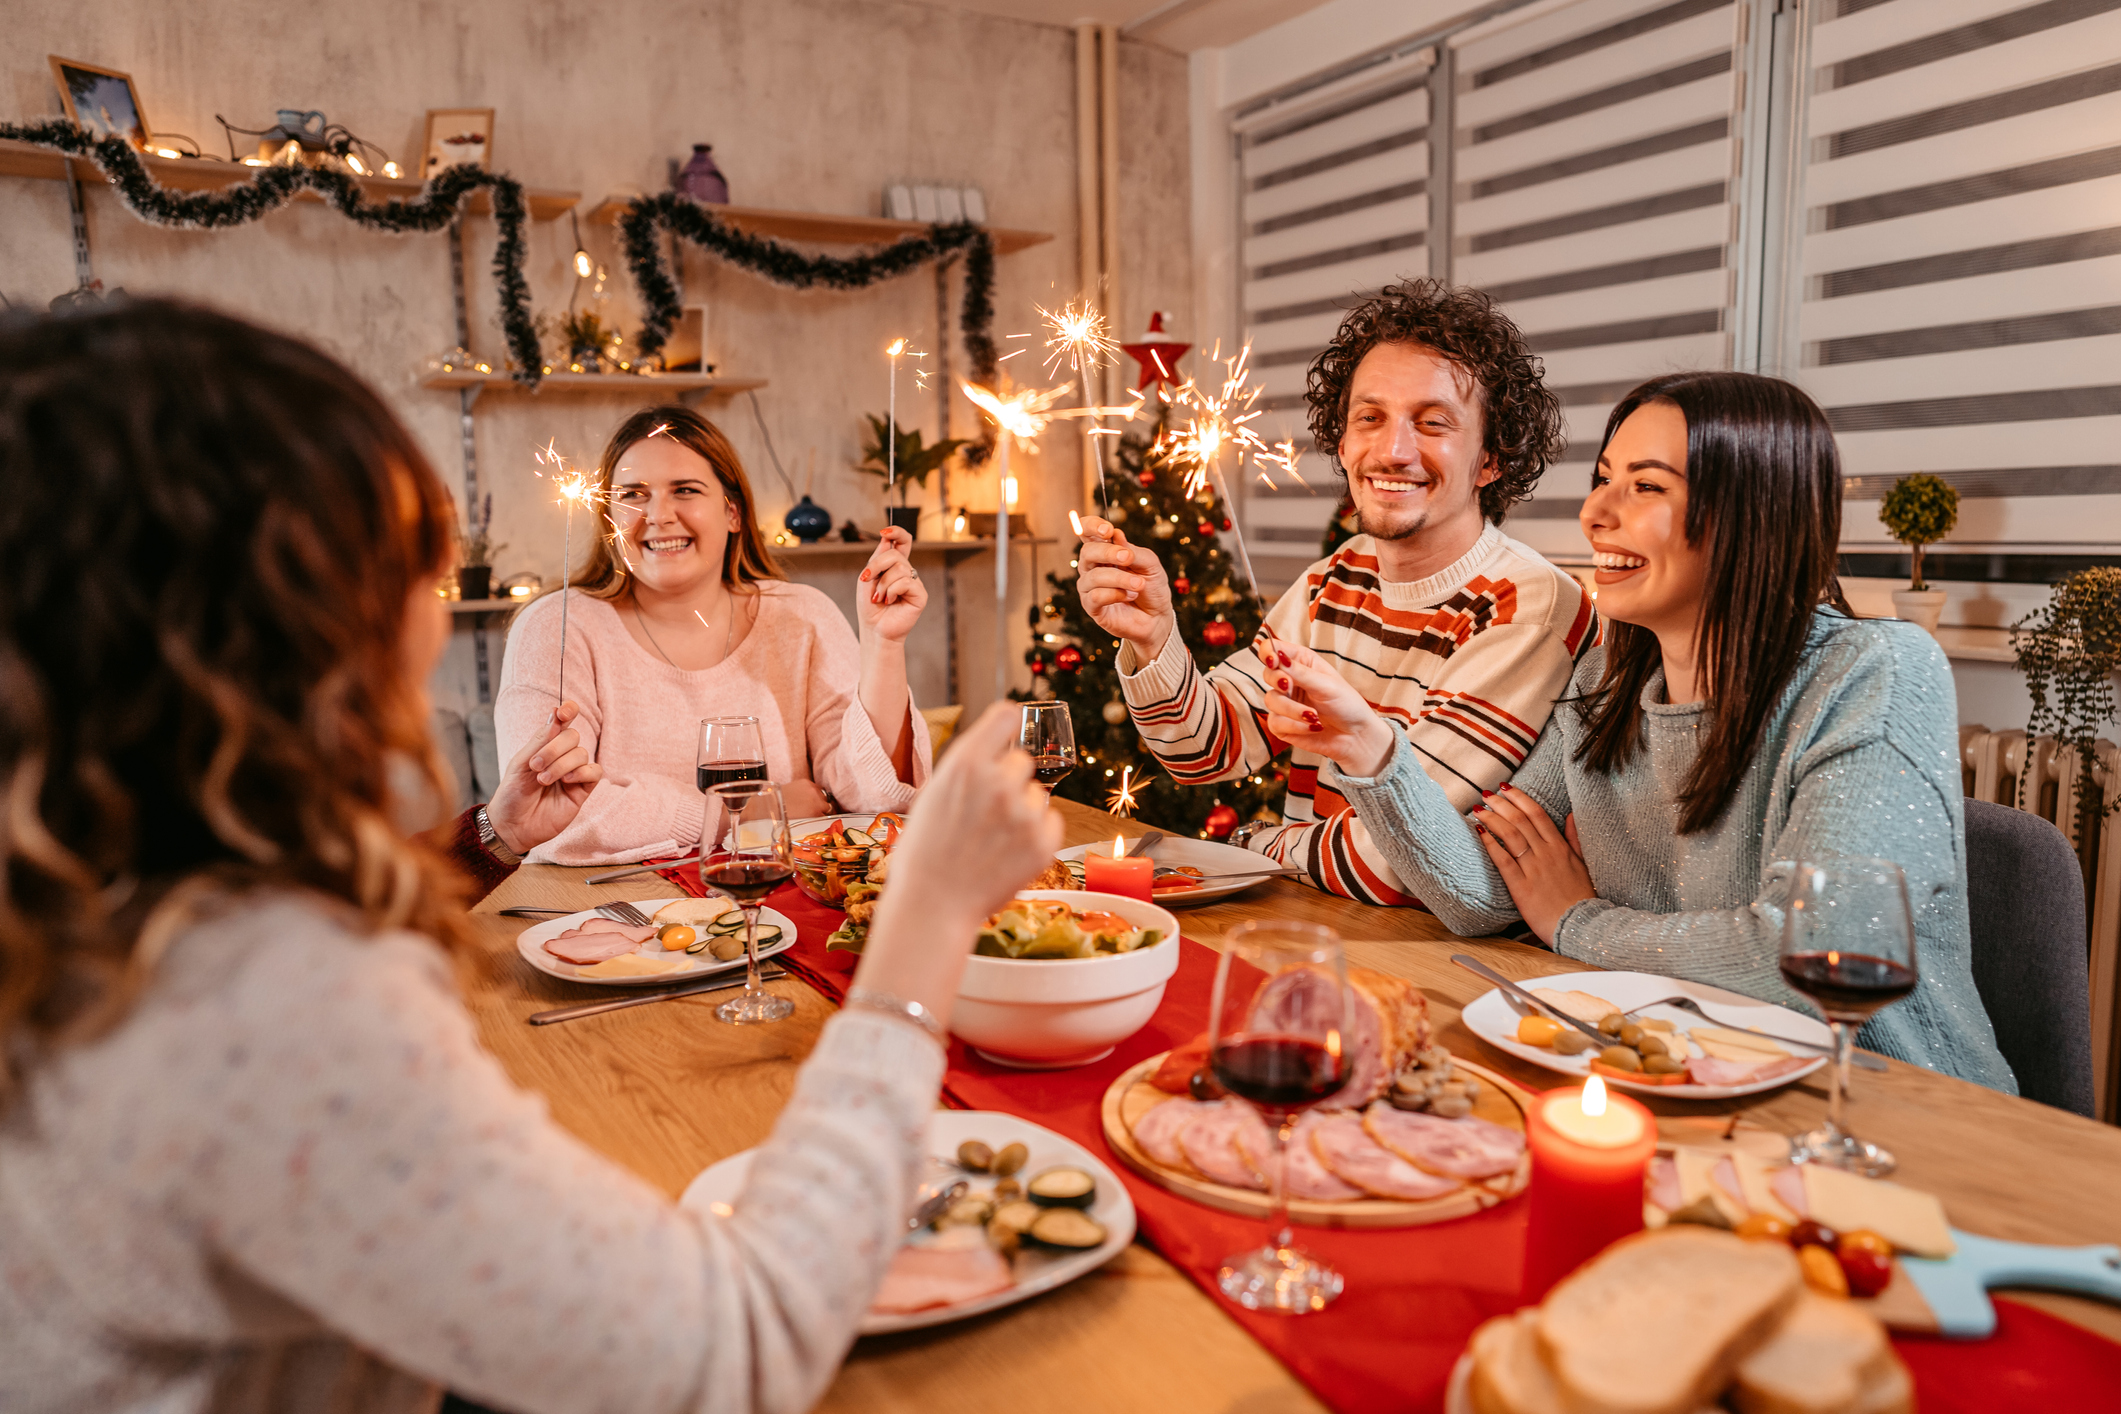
[2012,566,2121,850]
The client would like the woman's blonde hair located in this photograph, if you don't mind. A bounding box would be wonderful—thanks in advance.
[573,406,783,600]
[0,299,474,1109]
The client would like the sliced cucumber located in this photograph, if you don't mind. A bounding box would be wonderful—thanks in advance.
[748,925,783,948]
[684,934,714,955]
[1025,1166,1097,1208]
[1027,1207,1106,1249]
[842,827,876,847]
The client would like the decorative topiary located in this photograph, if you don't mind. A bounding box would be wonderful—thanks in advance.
[1877,473,1959,590]
[2012,566,2121,853]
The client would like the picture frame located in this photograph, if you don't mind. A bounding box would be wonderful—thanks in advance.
[421,108,495,178]
[49,56,149,149]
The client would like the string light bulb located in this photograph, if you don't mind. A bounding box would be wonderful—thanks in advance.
[382,160,401,178]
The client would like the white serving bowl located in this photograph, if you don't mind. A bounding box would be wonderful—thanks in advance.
[952,890,1181,1069]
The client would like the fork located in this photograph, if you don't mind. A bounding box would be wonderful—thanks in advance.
[596,901,658,927]
[1624,994,1886,1071]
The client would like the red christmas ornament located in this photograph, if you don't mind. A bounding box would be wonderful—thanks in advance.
[1054,645,1083,673]
[1221,517,1233,531]
[1138,470,1156,487]
[1171,576,1190,595]
[1204,803,1240,839]
[1031,657,1047,675]
[1119,311,1191,391]
[1198,521,1214,537]
[1202,618,1237,648]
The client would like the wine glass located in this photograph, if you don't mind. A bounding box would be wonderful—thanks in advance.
[697,716,766,795]
[1019,701,1078,794]
[1207,920,1352,1313]
[1777,857,1920,1177]
[705,781,795,1025]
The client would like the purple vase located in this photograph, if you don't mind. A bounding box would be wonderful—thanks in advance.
[680,145,729,204]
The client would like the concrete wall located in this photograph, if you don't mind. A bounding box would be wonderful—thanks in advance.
[2,0,1193,716]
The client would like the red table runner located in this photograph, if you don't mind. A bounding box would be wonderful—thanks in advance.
[655,864,2121,1412]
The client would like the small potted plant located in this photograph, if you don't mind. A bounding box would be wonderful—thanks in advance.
[1877,473,1959,633]
[858,414,965,539]
[459,493,503,603]
[2013,566,2121,859]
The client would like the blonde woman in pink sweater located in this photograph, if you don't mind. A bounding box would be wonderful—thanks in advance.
[498,407,934,864]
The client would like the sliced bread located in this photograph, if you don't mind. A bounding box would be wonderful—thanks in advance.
[1730,1291,1910,1414]
[1535,1228,1802,1414]
[1467,1309,1570,1414]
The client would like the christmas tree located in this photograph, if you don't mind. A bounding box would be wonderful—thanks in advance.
[1018,410,1290,839]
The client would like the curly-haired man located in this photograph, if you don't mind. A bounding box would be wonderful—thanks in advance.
[1075,279,1594,906]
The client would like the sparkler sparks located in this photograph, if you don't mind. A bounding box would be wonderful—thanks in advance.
[1038,299,1119,377]
[1105,765,1141,818]
[533,440,602,714]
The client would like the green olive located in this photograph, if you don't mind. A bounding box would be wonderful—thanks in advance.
[1636,1033,1667,1058]
[1598,1013,1625,1037]
[1598,1045,1643,1072]
[1618,1022,1644,1047]
[957,1140,995,1173]
[1552,1030,1596,1056]
[1430,1095,1473,1118]
[993,1178,1023,1203]
[1643,1053,1686,1075]
[1461,1076,1483,1101]
[993,1141,1030,1177]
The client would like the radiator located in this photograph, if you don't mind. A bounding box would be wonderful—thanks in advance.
[1960,727,2121,1122]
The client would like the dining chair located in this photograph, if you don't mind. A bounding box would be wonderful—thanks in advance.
[1961,799,2095,1115]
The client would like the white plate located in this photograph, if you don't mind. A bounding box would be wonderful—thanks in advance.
[514,898,796,988]
[1056,834,1283,907]
[1461,969,1831,1100]
[680,1109,1135,1336]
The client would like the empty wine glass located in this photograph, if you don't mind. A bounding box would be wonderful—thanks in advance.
[705,781,794,1025]
[1207,919,1352,1313]
[1019,701,1078,794]
[1777,858,1920,1177]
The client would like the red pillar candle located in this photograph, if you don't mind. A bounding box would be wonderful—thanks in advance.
[1522,1075,1657,1299]
[1081,835,1154,901]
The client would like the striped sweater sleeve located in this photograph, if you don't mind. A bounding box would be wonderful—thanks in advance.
[1114,579,1312,788]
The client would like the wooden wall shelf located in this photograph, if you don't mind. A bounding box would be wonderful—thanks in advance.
[771,536,1054,559]
[585,195,1052,255]
[419,371,767,397]
[0,139,580,220]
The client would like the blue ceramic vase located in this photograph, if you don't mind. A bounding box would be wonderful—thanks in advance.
[784,495,830,543]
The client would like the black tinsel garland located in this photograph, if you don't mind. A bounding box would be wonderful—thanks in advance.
[619,192,998,387]
[0,119,545,386]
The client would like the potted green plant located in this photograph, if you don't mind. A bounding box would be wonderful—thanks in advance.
[1877,473,1959,632]
[858,414,966,539]
[459,493,503,603]
[2013,566,2121,861]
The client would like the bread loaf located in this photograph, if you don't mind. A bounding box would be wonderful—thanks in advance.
[1730,1292,1911,1414]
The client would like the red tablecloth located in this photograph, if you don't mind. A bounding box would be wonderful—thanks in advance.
[655,864,2121,1412]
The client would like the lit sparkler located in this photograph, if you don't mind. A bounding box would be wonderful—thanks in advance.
[534,440,599,714]
[1161,345,1274,609]
[1040,298,1122,513]
[1105,764,1141,818]
[885,338,908,491]
[962,380,1069,696]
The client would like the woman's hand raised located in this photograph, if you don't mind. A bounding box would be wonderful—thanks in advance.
[1259,638,1399,778]
[485,700,603,854]
[857,526,927,643]
[1472,785,1596,946]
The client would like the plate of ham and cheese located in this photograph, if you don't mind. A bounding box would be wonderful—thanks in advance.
[1461,970,1831,1100]
[680,1110,1135,1335]
[513,897,797,988]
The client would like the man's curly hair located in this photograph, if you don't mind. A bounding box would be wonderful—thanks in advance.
[1305,278,1565,523]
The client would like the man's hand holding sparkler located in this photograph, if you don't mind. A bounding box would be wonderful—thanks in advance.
[1260,639,1398,779]
[486,700,603,854]
[1073,515,1177,660]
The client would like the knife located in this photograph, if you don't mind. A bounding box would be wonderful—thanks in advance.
[1450,953,1610,1045]
[528,966,788,1025]
[1125,830,1166,858]
[586,862,671,884]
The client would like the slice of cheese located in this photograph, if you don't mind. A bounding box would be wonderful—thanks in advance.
[577,952,683,978]
[1689,1025,1791,1060]
[1736,1157,1799,1223]
[1532,988,1621,1025]
[1673,1146,1749,1226]
[1801,1165,1955,1258]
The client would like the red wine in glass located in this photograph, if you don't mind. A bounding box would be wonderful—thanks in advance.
[1212,1035,1349,1116]
[697,760,768,793]
[1779,952,1918,1022]
[1032,753,1077,789]
[700,859,794,904]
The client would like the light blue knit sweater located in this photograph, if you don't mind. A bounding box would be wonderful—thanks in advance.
[1339,611,2017,1092]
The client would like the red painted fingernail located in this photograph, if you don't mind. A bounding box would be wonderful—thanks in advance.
[1472,820,1486,835]
[1481,789,1492,798]
[1278,651,1291,667]
[1501,783,1515,793]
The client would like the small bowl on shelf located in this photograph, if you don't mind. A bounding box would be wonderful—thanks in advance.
[952,890,1181,1070]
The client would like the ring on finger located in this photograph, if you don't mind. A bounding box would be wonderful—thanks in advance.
[1509,846,1529,860]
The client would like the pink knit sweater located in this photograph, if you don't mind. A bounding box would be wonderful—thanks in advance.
[496,583,931,865]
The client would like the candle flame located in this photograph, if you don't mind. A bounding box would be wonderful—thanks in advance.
[1582,1073,1608,1116]
[1112,835,1126,858]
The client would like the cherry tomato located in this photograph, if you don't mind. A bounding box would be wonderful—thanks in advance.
[1839,1229,1893,1260]
[1838,1244,1893,1298]
[1735,1214,1792,1244]
[1798,1242,1849,1297]
[1789,1219,1839,1252]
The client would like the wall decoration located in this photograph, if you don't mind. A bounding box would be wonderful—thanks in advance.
[0,119,544,385]
[48,57,148,149]
[422,108,494,178]
[618,193,998,390]
[678,144,729,203]
[214,109,398,176]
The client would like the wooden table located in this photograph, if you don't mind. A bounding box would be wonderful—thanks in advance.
[463,798,2121,1412]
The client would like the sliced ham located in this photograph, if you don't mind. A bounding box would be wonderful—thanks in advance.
[543,920,658,964]
[1646,1154,1682,1214]
[1179,1104,1270,1190]
[1241,966,1429,1109]
[1149,1038,1213,1095]
[1685,1054,1812,1088]
[869,1244,1015,1315]
[1310,1112,1462,1200]
[1131,1097,1207,1171]
[1362,1107,1524,1180]
[1236,1111,1364,1202]
[1769,1163,1809,1218]
[1710,1156,1747,1209]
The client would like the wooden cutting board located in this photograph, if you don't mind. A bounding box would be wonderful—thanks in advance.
[1100,1050,1535,1229]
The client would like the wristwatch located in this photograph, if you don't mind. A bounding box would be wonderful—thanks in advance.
[473,804,522,866]
[1228,818,1274,851]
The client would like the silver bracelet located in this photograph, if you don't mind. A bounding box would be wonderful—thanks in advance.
[843,986,946,1044]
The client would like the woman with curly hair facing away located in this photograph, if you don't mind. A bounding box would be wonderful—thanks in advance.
[0,299,1066,1411]
[1074,278,1594,906]
[1266,372,2012,1090]
[496,405,933,864]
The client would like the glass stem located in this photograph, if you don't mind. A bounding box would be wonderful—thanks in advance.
[1270,1113,1295,1256]
[742,903,762,995]
[1828,1020,1854,1133]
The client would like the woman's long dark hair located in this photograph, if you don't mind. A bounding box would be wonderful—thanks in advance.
[1573,372,1850,834]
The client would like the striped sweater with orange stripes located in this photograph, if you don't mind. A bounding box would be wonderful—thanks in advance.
[1116,522,1595,908]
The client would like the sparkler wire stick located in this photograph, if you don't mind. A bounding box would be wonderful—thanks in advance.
[996,431,1010,699]
[557,487,575,713]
